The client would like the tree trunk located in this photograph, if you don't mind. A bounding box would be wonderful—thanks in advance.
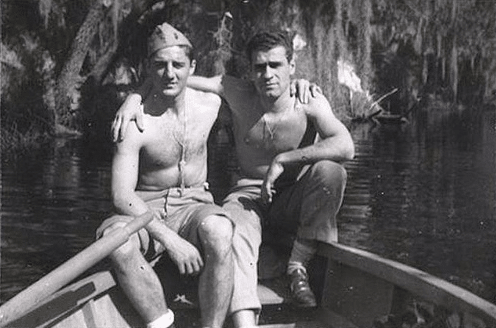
[449,35,458,101]
[449,0,458,101]
[54,0,107,131]
[356,0,372,90]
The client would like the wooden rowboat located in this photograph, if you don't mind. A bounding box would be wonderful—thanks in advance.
[1,237,495,328]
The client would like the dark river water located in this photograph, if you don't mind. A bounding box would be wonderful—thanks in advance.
[1,108,495,306]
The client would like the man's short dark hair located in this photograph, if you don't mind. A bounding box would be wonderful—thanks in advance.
[246,31,293,63]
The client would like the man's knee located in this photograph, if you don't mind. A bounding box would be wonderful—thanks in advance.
[310,160,347,187]
[198,215,234,255]
[101,221,141,262]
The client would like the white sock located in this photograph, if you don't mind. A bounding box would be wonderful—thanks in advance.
[287,261,307,275]
[146,309,174,328]
[287,239,317,274]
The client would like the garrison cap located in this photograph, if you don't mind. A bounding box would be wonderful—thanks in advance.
[148,22,192,56]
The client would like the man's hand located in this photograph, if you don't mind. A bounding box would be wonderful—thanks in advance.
[290,79,322,104]
[112,94,144,142]
[166,236,204,275]
[261,159,285,204]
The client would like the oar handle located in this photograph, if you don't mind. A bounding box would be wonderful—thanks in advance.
[0,211,153,327]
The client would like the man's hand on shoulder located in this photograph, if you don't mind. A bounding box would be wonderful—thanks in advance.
[112,93,144,142]
[290,79,322,104]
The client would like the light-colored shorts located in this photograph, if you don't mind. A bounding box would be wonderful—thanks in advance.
[97,186,231,259]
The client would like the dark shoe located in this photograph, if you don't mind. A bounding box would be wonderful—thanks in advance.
[289,268,317,307]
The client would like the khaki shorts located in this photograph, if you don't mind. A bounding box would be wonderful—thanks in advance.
[97,186,231,259]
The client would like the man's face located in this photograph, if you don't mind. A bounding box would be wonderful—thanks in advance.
[149,46,195,97]
[250,45,295,100]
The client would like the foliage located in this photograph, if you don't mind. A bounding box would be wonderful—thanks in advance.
[0,122,51,154]
[370,0,496,106]
[2,0,496,149]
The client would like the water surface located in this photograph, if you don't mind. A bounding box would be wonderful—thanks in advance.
[1,108,495,304]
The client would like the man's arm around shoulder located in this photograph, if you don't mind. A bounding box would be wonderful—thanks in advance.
[187,75,224,96]
[186,86,222,111]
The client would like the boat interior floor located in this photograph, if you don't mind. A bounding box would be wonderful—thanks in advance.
[155,242,331,327]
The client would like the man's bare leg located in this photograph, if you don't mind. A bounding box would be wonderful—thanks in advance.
[197,215,234,328]
[232,309,258,327]
[108,227,171,326]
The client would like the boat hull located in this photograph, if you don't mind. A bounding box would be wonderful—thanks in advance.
[3,242,496,328]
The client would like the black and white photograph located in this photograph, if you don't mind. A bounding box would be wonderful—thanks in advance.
[1,1,495,327]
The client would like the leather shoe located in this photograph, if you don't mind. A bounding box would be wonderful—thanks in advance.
[289,268,317,307]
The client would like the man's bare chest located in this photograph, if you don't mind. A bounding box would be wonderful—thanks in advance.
[239,110,308,152]
[140,117,211,167]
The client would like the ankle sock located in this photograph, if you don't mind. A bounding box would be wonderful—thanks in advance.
[287,261,306,275]
[287,239,317,275]
[146,309,174,328]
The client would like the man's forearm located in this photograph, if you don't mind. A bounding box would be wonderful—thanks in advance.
[114,192,182,250]
[187,75,223,95]
[274,137,354,166]
[114,192,162,237]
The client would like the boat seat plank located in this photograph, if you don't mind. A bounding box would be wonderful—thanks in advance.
[155,248,294,309]
[257,284,285,304]
[80,300,99,328]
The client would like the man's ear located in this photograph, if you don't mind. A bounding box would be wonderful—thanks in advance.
[189,59,196,75]
[289,57,296,75]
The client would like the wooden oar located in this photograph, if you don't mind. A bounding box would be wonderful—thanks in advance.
[0,211,153,327]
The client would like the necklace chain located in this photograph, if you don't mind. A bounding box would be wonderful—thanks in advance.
[243,97,293,146]
[262,115,277,140]
[172,108,187,194]
[258,98,291,141]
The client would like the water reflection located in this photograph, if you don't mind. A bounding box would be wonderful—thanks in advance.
[1,139,113,302]
[340,109,496,302]
[1,109,495,305]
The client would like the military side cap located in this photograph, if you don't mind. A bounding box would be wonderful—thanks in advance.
[148,22,192,56]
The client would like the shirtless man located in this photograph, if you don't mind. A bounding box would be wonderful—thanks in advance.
[114,31,355,327]
[97,23,233,328]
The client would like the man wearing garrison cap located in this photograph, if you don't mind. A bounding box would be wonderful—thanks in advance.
[148,22,193,54]
[98,22,234,328]
[115,28,355,328]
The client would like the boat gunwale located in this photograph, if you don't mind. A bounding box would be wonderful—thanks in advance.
[319,242,496,324]
[3,271,119,328]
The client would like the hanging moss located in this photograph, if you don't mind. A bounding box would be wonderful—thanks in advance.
[2,0,496,149]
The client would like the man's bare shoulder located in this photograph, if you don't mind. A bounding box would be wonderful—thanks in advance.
[114,122,146,153]
[302,92,335,117]
[186,87,222,109]
[116,112,156,149]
